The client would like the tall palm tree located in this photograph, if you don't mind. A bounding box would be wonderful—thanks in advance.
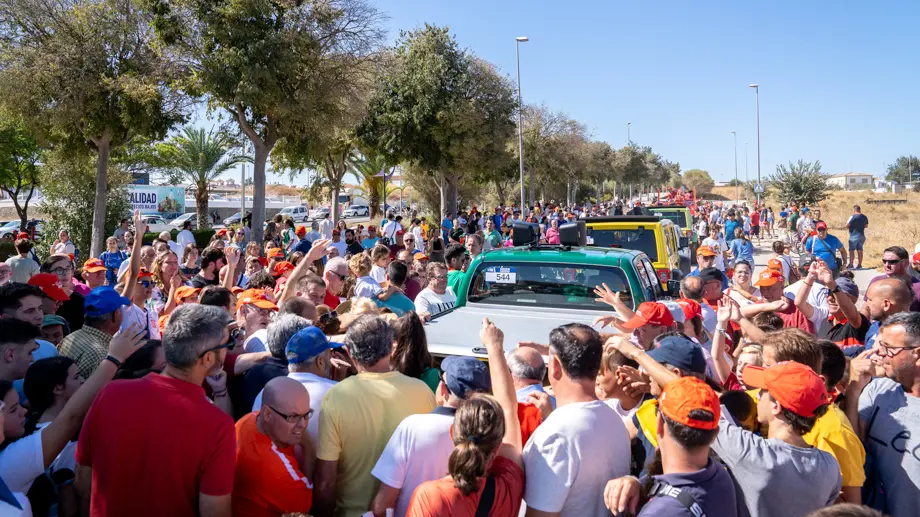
[153,127,246,229]
[349,153,391,220]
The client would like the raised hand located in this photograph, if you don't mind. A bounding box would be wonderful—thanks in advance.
[605,335,640,361]
[306,239,332,263]
[594,282,625,309]
[592,314,620,329]
[224,246,240,266]
[107,323,146,363]
[480,317,504,351]
[132,209,147,236]
[205,369,228,392]
[717,295,733,325]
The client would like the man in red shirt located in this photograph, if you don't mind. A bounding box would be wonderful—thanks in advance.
[75,304,237,517]
[234,376,315,517]
[321,257,349,310]
[741,269,814,333]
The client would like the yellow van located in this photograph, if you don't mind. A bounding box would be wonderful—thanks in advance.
[585,216,689,287]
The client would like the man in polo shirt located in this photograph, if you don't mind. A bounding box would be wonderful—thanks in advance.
[313,315,435,517]
[508,347,556,407]
[370,355,491,517]
[713,362,841,517]
[741,269,814,333]
[251,325,340,442]
[794,260,868,347]
[59,287,130,379]
[234,376,315,517]
[602,377,738,517]
[75,304,236,517]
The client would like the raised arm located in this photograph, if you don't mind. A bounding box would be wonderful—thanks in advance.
[121,210,146,299]
[221,247,240,290]
[711,297,736,384]
[481,318,522,468]
[606,336,678,388]
[794,264,816,320]
[278,239,331,303]
[816,259,861,328]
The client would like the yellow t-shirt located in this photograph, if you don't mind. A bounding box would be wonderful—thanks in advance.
[317,371,436,517]
[804,404,866,488]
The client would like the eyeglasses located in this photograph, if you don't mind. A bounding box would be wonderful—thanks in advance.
[882,259,904,265]
[431,274,448,280]
[328,270,347,281]
[876,343,918,357]
[267,405,313,424]
[198,338,234,358]
[318,310,338,323]
[138,280,153,288]
[50,267,73,276]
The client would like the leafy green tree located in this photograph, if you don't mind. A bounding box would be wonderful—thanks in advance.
[886,155,920,184]
[0,0,187,256]
[148,127,246,229]
[358,26,516,217]
[0,114,42,229]
[38,150,132,259]
[682,169,715,195]
[769,160,829,206]
[149,0,383,242]
[348,153,391,220]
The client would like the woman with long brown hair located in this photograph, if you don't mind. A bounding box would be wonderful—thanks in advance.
[391,311,439,392]
[406,319,524,517]
[151,251,183,316]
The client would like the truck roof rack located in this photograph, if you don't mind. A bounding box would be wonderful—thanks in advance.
[585,215,662,223]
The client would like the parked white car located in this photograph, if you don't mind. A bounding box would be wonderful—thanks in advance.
[279,205,309,222]
[342,204,369,218]
[308,207,331,220]
[168,213,198,230]
[142,215,171,233]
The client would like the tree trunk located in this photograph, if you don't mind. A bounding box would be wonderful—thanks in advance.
[528,167,535,208]
[250,143,269,246]
[437,174,447,220]
[196,183,210,230]
[90,137,110,258]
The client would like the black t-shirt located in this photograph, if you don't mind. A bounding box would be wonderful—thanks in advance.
[345,241,364,257]
[190,274,219,289]
[58,292,85,331]
[823,314,871,348]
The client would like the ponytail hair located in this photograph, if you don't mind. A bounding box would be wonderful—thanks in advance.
[447,394,505,495]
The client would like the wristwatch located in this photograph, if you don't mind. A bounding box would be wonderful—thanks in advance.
[104,355,122,367]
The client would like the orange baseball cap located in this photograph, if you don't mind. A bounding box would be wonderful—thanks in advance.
[753,269,783,287]
[676,298,702,321]
[696,245,717,257]
[235,289,278,313]
[158,314,169,334]
[272,261,295,277]
[767,258,783,271]
[230,286,244,294]
[414,252,429,261]
[296,226,306,236]
[83,258,108,273]
[28,273,70,302]
[742,362,830,417]
[174,286,200,302]
[137,267,153,279]
[267,248,284,259]
[621,302,675,330]
[659,377,720,430]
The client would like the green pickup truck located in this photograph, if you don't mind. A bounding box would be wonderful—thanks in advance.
[423,221,678,359]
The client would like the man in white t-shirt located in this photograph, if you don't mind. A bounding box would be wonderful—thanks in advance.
[318,213,333,239]
[369,355,492,517]
[414,262,456,319]
[702,225,728,272]
[522,323,630,517]
[251,325,339,443]
[176,220,196,249]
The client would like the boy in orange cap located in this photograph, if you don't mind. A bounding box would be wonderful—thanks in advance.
[82,258,109,289]
[740,269,814,334]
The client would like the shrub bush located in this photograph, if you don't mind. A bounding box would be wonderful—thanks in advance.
[0,241,15,262]
[142,229,216,249]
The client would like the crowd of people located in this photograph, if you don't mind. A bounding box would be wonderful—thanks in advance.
[0,196,917,517]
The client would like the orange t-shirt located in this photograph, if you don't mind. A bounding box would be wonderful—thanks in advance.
[232,412,313,517]
[405,455,525,517]
[517,402,542,445]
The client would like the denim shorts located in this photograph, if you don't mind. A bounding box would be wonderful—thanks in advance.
[849,233,866,251]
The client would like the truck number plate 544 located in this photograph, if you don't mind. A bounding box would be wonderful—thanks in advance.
[485,267,516,284]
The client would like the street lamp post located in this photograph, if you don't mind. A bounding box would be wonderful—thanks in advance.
[516,36,528,212]
[749,84,761,204]
[731,131,738,202]
[627,121,631,143]
[745,142,749,183]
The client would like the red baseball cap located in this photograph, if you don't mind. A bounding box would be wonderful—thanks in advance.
[659,377,720,430]
[28,273,70,302]
[621,302,675,330]
[676,298,702,321]
[82,258,108,273]
[296,226,306,236]
[754,269,784,287]
[235,289,279,312]
[696,245,717,257]
[913,252,920,265]
[217,229,228,237]
[742,362,830,417]
[368,225,376,231]
[15,232,29,240]
[272,261,294,277]
[332,229,341,236]
[815,222,828,230]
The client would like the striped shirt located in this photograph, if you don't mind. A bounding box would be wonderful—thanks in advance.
[59,326,112,379]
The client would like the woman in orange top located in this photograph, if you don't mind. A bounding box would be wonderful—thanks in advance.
[406,319,525,517]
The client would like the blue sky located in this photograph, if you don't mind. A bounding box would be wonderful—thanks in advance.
[204,1,919,185]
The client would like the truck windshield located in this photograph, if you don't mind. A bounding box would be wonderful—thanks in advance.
[466,262,633,311]
[652,210,690,229]
[587,228,658,261]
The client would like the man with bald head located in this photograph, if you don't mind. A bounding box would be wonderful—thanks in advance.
[680,275,717,334]
[508,346,556,408]
[234,376,315,516]
[863,277,913,350]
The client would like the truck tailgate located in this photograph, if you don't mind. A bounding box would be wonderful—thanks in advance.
[424,303,605,359]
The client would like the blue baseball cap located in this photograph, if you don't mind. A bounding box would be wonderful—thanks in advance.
[285,326,341,364]
[647,335,707,375]
[441,356,491,399]
[84,286,131,318]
